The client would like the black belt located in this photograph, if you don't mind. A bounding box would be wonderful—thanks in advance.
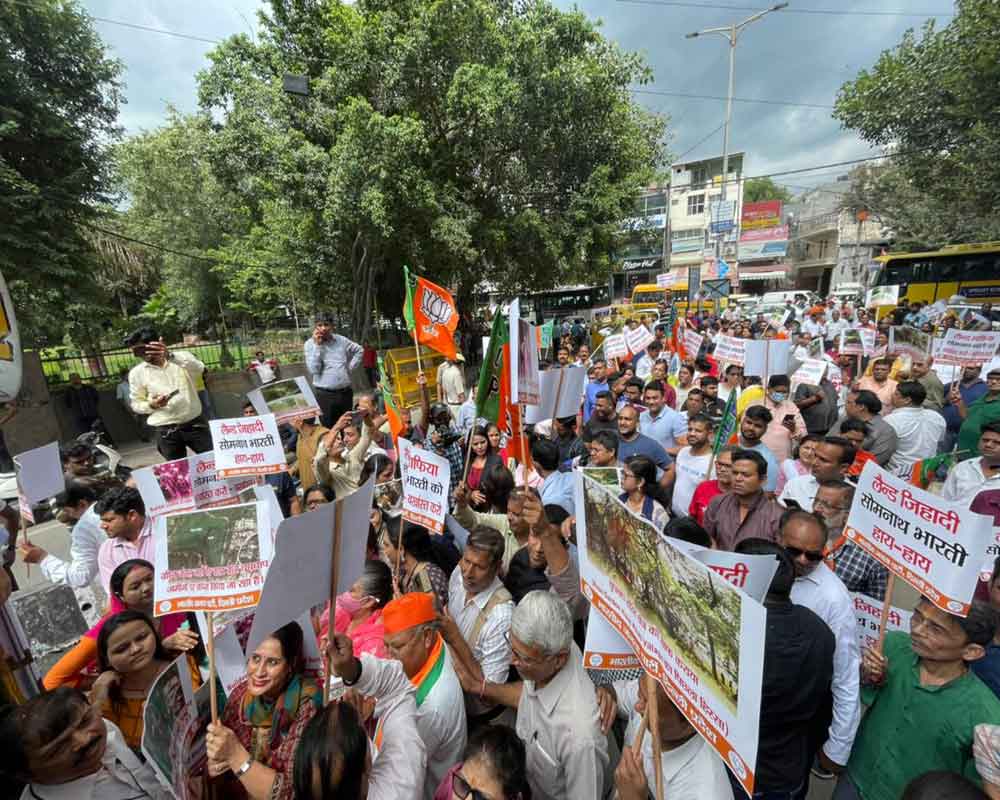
[156,415,206,434]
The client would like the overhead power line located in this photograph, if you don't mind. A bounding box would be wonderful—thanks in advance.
[676,124,724,160]
[614,0,953,17]
[631,87,834,110]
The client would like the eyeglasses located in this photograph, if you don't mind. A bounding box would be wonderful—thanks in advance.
[452,771,493,800]
[504,632,548,666]
[785,545,824,562]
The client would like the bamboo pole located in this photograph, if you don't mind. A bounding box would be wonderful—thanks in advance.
[206,611,218,723]
[646,673,664,800]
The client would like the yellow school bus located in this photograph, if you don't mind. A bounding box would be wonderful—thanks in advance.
[874,241,1000,305]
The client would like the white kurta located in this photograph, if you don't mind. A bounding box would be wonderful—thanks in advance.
[413,642,468,800]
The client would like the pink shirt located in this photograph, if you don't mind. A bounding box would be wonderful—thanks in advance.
[757,398,807,462]
[97,516,154,594]
[318,603,388,659]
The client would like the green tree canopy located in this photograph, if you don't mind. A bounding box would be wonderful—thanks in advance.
[0,0,123,344]
[193,0,665,340]
[834,0,1000,249]
[742,177,791,205]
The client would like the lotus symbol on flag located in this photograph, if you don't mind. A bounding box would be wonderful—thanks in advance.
[420,287,455,335]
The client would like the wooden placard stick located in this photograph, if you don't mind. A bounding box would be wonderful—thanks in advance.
[877,573,896,653]
[646,672,664,800]
[206,611,218,723]
[324,501,345,704]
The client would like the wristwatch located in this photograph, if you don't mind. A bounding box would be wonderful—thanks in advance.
[233,759,253,778]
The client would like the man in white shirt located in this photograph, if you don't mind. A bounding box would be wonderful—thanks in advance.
[597,673,732,800]
[125,327,211,459]
[634,340,664,382]
[663,414,714,517]
[19,484,103,594]
[438,356,467,422]
[9,687,170,800]
[780,511,861,778]
[885,381,946,478]
[941,421,1000,503]
[381,592,466,800]
[824,308,849,344]
[442,527,514,723]
[448,591,610,800]
[802,309,826,340]
[780,436,855,512]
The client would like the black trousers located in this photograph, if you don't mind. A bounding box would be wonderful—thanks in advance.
[155,416,213,460]
[315,386,353,428]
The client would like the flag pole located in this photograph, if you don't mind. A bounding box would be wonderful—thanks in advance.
[324,500,344,704]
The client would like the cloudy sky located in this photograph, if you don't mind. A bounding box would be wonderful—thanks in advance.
[81,0,954,194]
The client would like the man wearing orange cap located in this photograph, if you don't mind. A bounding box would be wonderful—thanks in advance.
[382,592,467,800]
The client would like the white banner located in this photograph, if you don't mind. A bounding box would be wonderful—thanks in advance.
[134,452,257,517]
[525,366,587,424]
[743,340,791,379]
[683,329,704,358]
[791,358,828,390]
[934,329,1000,366]
[509,299,541,405]
[14,442,64,504]
[153,501,273,616]
[656,273,675,289]
[575,473,766,795]
[845,461,993,615]
[624,324,655,355]
[209,414,287,478]
[839,328,876,357]
[866,285,900,307]
[852,592,911,653]
[584,541,779,670]
[713,335,746,366]
[247,477,374,654]
[247,376,320,425]
[888,326,932,359]
[603,334,628,360]
[398,438,450,533]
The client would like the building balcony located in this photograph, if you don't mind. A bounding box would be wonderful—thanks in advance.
[791,212,839,239]
[791,255,837,272]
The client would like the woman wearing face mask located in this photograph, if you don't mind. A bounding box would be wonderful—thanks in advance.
[775,434,822,497]
[43,558,197,690]
[756,374,807,463]
[205,621,322,800]
[317,560,393,658]
[463,426,502,511]
[93,610,200,753]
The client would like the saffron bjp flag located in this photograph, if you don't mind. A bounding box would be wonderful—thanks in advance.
[671,318,688,362]
[403,265,459,360]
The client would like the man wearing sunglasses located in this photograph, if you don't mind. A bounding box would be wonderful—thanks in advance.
[781,509,860,784]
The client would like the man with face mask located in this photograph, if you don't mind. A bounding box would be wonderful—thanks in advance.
[737,406,781,493]
[756,375,807,463]
[381,592,467,800]
[815,480,889,600]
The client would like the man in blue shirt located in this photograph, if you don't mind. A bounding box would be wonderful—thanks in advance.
[303,313,363,427]
[639,380,688,457]
[738,405,781,493]
[532,438,575,515]
[942,364,988,452]
[583,359,609,422]
[617,404,670,472]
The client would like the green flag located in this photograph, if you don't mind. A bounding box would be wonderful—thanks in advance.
[402,265,416,333]
[476,312,509,424]
[712,391,738,454]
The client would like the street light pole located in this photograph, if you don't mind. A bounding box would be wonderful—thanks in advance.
[687,3,787,261]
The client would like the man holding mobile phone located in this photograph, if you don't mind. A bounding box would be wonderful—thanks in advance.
[304,313,364,427]
[124,327,213,459]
